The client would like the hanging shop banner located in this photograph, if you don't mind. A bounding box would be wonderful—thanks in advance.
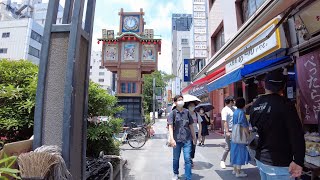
[225,18,283,73]
[184,59,191,82]
[296,48,320,124]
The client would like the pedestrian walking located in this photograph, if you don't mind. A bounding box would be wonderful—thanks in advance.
[168,95,197,180]
[199,108,210,146]
[220,96,236,169]
[250,69,305,180]
[187,101,202,167]
[230,97,251,178]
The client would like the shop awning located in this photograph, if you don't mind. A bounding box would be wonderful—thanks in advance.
[207,68,242,92]
[241,56,290,77]
[182,67,225,94]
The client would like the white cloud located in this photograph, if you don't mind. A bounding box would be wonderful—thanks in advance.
[158,39,172,74]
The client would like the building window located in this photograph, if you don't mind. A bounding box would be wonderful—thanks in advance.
[28,46,40,58]
[2,32,10,38]
[99,72,105,76]
[31,30,42,43]
[132,83,137,93]
[211,27,224,56]
[181,39,188,45]
[99,66,104,69]
[120,82,137,93]
[242,0,266,22]
[98,79,104,82]
[0,48,8,54]
[90,66,92,69]
[121,83,126,93]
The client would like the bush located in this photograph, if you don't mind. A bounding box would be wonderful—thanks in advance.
[86,118,123,157]
[0,59,38,142]
[86,81,124,157]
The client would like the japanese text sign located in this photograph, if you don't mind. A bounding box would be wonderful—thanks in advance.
[296,49,320,124]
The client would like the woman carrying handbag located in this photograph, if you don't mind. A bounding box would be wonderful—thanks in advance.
[230,97,251,178]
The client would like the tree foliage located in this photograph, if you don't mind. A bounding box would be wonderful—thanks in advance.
[86,81,124,157]
[0,60,124,158]
[0,59,38,142]
[142,71,175,112]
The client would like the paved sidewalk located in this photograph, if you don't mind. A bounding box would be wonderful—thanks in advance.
[120,118,260,180]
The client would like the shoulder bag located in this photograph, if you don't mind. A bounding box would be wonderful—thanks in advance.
[231,111,249,144]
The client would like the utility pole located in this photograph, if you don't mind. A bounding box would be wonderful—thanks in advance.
[152,77,156,123]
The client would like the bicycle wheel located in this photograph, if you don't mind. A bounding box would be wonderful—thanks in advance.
[127,131,147,148]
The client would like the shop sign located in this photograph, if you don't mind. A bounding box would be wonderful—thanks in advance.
[296,49,320,124]
[298,0,320,35]
[193,0,208,59]
[184,59,191,82]
[225,21,281,73]
[189,83,208,97]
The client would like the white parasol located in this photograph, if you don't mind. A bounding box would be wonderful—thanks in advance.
[171,94,201,109]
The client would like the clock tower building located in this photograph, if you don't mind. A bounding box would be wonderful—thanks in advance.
[99,8,161,125]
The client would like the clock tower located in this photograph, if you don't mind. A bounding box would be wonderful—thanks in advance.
[98,8,161,125]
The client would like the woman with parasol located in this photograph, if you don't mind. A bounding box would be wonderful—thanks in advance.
[195,103,214,146]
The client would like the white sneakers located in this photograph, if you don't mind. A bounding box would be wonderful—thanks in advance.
[235,172,248,178]
[172,174,179,180]
[220,161,226,169]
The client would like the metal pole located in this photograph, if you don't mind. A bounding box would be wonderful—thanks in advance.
[152,77,156,123]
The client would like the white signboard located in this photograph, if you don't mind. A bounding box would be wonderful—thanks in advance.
[194,19,206,26]
[193,0,208,59]
[194,34,207,42]
[194,4,205,11]
[195,50,207,58]
[225,24,279,73]
[194,12,206,19]
[194,27,206,34]
[195,42,207,49]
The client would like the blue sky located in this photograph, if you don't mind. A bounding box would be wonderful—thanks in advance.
[19,0,193,74]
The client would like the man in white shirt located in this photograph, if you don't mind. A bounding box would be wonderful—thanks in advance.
[220,96,236,169]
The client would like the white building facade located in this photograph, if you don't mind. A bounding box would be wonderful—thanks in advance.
[90,51,113,94]
[0,18,43,64]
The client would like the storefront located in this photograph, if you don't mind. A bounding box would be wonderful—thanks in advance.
[288,1,320,176]
[204,17,287,131]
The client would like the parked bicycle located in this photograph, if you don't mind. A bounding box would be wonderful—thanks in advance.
[113,126,147,148]
[129,122,149,138]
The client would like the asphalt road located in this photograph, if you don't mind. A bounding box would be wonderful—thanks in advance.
[120,118,260,180]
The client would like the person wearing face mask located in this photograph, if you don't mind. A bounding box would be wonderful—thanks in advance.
[168,95,197,180]
[188,101,202,168]
[199,108,210,146]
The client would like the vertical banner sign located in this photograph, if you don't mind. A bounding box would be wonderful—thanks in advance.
[184,59,191,82]
[193,0,208,58]
[296,48,320,124]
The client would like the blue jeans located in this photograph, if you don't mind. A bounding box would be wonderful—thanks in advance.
[173,140,192,180]
[256,159,294,180]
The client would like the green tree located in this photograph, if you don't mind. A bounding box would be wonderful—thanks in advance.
[142,71,175,113]
[86,81,124,157]
[0,60,124,158]
[0,59,38,142]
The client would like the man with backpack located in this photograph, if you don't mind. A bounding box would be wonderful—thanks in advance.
[168,95,197,180]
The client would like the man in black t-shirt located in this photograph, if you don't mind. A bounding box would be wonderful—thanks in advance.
[250,69,305,179]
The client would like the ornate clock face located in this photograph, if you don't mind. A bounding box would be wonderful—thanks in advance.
[123,16,139,32]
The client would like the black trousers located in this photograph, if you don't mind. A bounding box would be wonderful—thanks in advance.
[191,133,199,159]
